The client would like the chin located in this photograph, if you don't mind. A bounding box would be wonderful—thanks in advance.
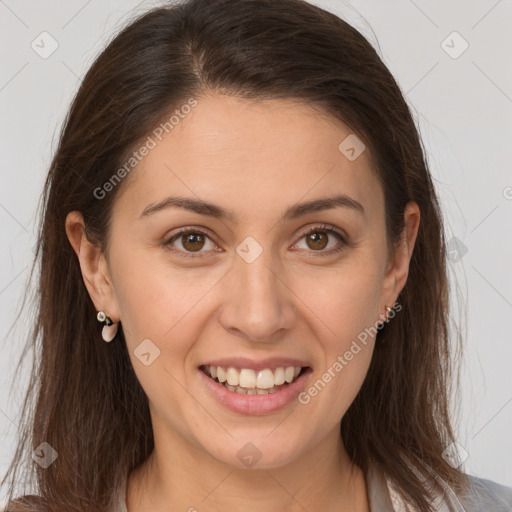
[197,432,305,470]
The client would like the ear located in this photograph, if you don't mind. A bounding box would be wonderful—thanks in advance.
[65,211,120,322]
[379,201,421,313]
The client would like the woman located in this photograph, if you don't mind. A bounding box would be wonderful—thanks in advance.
[2,0,511,510]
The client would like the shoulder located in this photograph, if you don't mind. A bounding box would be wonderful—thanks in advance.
[457,475,512,512]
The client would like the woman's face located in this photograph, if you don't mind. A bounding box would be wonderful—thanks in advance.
[93,94,416,469]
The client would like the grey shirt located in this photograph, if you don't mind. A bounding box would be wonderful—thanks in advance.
[115,464,512,511]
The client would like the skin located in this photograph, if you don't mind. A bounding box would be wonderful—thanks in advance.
[66,94,420,512]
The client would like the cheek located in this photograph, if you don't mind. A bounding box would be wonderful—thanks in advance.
[109,247,229,414]
[292,259,381,414]
[301,313,376,428]
[293,258,383,342]
[109,249,211,419]
[110,242,220,341]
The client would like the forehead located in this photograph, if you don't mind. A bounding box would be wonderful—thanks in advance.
[114,94,382,226]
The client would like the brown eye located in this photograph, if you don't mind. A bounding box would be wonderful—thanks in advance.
[181,232,206,252]
[294,224,347,256]
[305,231,329,251]
[164,229,216,257]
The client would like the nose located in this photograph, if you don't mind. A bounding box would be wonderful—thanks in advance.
[218,247,296,343]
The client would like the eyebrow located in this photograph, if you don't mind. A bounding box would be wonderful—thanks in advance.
[139,193,365,223]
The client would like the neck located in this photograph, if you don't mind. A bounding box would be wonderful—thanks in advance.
[126,424,369,512]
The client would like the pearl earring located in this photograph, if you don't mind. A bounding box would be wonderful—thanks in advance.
[96,311,119,343]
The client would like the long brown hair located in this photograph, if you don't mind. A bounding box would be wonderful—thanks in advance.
[2,0,467,510]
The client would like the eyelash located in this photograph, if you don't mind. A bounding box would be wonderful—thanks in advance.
[162,223,347,260]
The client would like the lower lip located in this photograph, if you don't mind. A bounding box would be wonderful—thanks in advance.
[198,367,312,415]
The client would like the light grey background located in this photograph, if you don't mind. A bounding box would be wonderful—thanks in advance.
[1,0,511,502]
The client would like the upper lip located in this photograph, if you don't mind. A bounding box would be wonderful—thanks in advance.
[200,357,311,372]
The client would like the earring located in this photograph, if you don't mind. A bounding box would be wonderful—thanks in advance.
[97,311,119,343]
[376,305,393,332]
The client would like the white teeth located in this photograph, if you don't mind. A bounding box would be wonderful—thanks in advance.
[256,369,275,389]
[227,367,239,386]
[285,367,295,383]
[274,367,285,385]
[220,384,277,395]
[217,367,227,383]
[206,365,305,391]
[239,369,256,388]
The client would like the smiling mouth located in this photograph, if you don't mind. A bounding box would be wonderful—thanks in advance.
[200,365,308,395]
